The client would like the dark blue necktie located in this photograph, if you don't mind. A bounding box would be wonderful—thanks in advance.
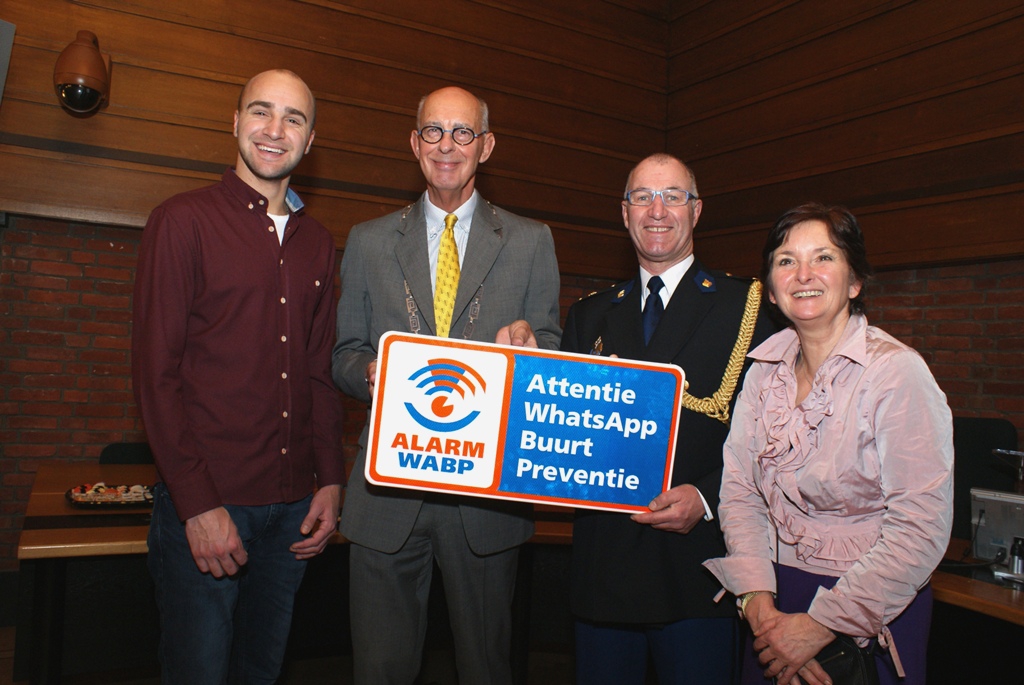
[642,276,664,346]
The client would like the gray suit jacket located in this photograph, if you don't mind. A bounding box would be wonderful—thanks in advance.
[332,195,562,555]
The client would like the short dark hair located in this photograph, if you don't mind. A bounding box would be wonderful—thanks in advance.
[761,202,873,318]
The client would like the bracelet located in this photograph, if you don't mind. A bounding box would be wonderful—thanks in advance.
[738,591,772,619]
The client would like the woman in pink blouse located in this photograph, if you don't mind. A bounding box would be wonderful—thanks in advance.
[705,203,953,685]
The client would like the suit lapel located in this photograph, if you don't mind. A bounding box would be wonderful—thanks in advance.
[453,200,503,323]
[646,260,714,362]
[394,199,436,333]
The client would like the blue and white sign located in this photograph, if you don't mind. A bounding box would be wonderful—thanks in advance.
[367,333,684,513]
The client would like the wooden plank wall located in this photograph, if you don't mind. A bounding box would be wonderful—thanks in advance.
[668,0,1024,277]
[0,0,670,279]
[3,1,1022,281]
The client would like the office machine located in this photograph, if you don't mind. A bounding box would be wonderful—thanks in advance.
[971,487,1024,580]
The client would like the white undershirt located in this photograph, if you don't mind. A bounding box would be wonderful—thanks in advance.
[269,213,288,244]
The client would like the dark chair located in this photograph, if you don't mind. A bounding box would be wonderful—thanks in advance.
[99,441,154,464]
[951,416,1020,540]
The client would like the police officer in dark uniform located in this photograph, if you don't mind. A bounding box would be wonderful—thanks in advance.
[561,153,776,685]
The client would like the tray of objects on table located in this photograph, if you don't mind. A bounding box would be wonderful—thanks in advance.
[66,482,154,507]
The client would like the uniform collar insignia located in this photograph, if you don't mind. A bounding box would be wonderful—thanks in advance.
[695,270,717,292]
[611,279,635,303]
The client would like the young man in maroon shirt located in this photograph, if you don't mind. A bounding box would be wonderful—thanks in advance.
[132,69,344,685]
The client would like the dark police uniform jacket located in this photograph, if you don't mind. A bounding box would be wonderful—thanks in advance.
[560,259,776,624]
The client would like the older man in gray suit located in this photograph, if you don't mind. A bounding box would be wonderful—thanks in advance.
[332,86,562,684]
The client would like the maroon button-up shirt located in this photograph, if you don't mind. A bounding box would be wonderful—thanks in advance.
[132,169,344,521]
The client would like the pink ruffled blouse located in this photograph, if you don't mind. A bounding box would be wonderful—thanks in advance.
[705,314,953,641]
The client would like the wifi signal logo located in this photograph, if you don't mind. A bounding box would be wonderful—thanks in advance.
[405,358,488,432]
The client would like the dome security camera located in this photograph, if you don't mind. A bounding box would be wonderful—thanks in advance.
[53,31,111,115]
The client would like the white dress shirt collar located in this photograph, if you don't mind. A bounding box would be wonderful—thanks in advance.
[639,255,695,310]
[424,190,478,240]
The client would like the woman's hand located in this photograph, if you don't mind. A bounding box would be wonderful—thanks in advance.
[753,612,836,685]
[742,591,778,634]
[743,595,828,684]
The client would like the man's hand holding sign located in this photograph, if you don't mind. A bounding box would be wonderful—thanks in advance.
[631,484,708,534]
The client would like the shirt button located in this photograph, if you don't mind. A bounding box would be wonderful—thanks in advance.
[282,411,288,418]
[281,336,287,342]
[280,297,286,304]
[315,280,321,287]
[268,226,274,232]
[282,372,288,379]
[281,448,287,455]
[259,199,265,206]
[247,202,254,210]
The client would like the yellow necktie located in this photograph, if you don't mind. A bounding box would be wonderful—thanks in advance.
[434,213,460,338]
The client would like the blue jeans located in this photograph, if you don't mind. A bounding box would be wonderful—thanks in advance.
[147,483,311,685]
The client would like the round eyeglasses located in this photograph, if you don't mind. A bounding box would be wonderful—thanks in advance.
[624,189,699,207]
[416,126,488,146]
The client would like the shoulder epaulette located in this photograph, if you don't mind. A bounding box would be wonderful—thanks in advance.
[693,269,759,293]
[578,279,634,302]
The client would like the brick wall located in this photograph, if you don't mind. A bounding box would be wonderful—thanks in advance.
[1,214,1021,568]
[867,262,1024,423]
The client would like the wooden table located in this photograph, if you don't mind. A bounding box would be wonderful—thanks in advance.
[17,463,158,685]
[932,538,1024,626]
[19,463,157,559]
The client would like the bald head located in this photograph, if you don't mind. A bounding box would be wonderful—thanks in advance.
[621,153,703,274]
[410,86,495,211]
[238,69,316,129]
[416,86,490,133]
[232,69,317,207]
[624,153,697,198]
